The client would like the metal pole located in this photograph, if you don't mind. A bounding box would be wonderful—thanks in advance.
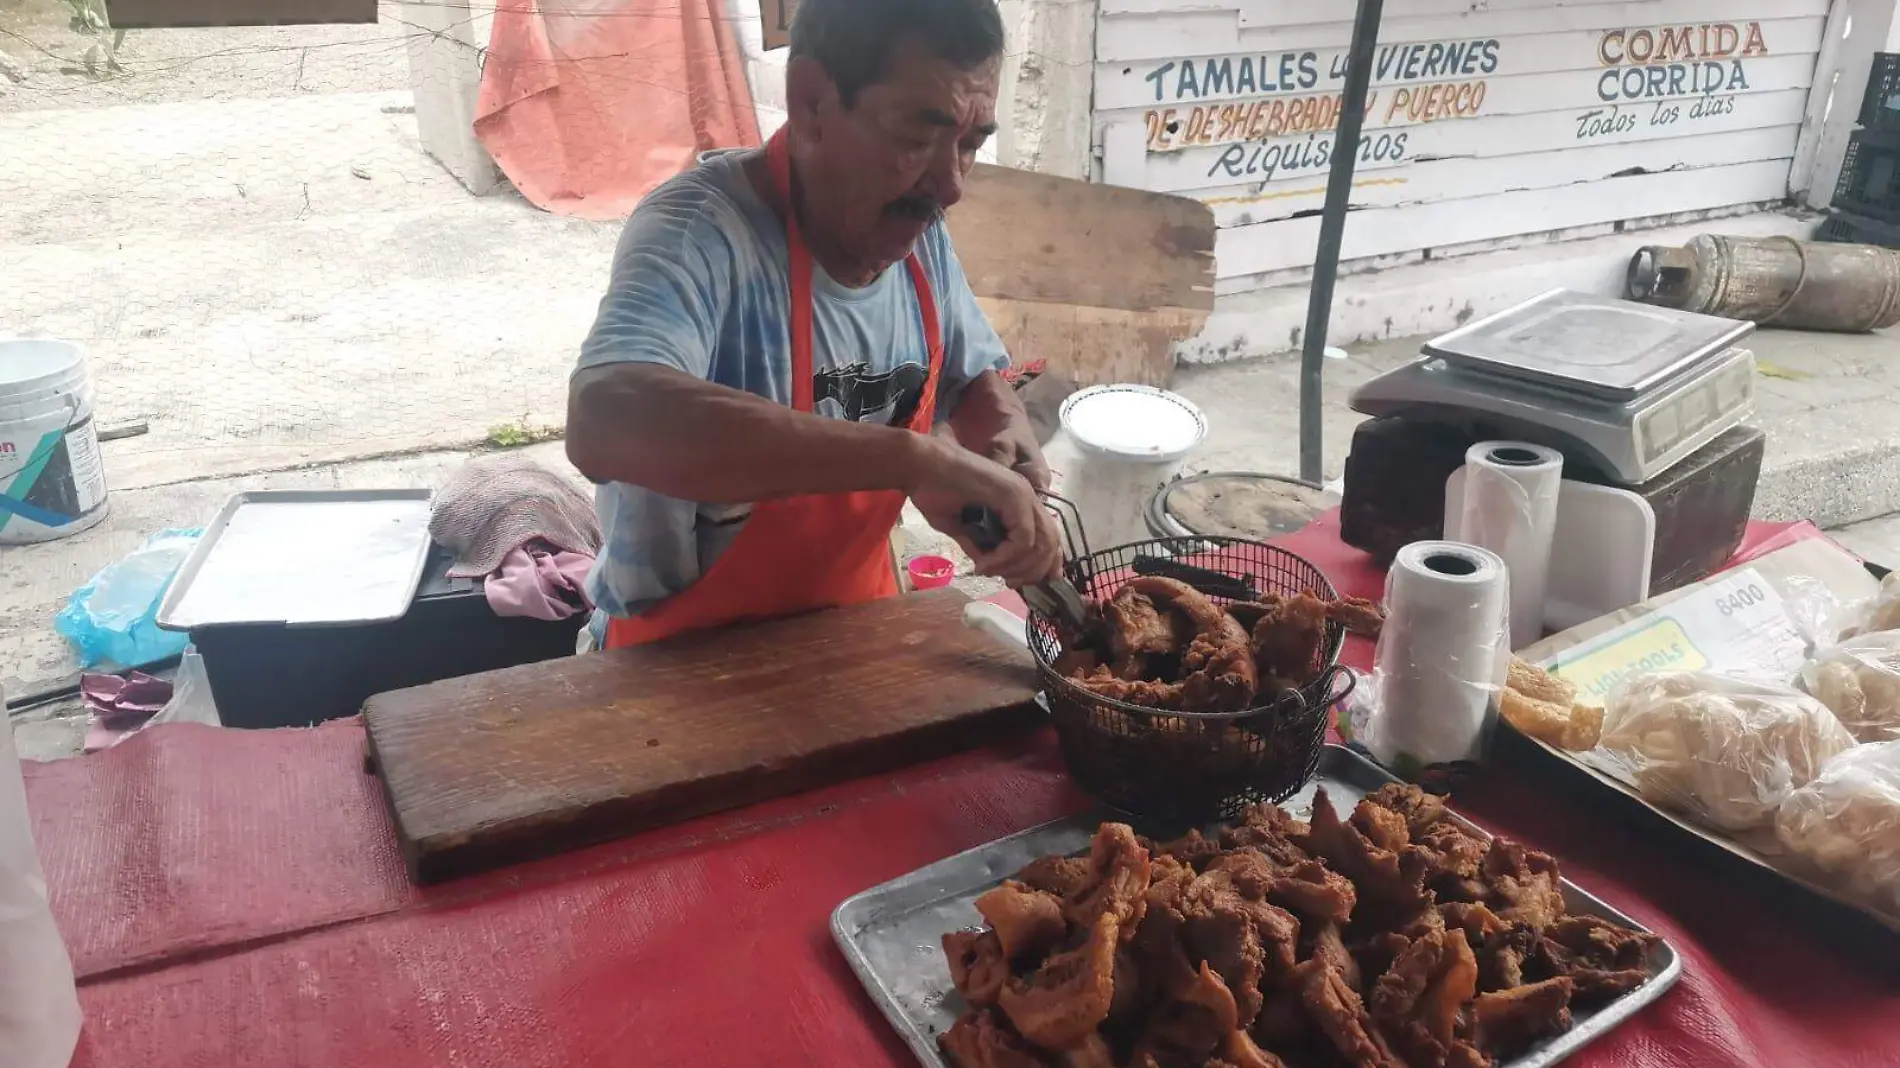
[1298,0,1385,485]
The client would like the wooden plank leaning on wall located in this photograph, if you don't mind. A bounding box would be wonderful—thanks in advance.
[947,163,1217,387]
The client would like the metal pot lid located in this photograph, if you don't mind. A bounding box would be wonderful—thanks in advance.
[1155,472,1339,540]
[1059,385,1207,463]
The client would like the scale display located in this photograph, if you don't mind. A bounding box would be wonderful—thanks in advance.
[1351,289,1756,485]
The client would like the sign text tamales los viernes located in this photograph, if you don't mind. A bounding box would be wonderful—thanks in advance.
[762,0,795,50]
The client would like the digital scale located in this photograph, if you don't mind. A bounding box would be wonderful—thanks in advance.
[1349,289,1757,485]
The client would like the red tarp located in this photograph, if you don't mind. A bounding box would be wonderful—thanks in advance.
[473,0,761,220]
[28,516,1900,1067]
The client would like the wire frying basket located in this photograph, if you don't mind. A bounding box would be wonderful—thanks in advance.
[1025,507,1353,824]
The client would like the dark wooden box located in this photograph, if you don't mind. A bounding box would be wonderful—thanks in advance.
[1340,416,1765,596]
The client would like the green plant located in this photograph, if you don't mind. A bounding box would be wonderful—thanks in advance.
[65,0,126,77]
[485,415,562,449]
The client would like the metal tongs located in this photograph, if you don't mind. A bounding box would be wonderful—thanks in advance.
[958,504,1090,631]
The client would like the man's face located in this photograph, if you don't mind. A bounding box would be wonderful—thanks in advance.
[795,37,1000,272]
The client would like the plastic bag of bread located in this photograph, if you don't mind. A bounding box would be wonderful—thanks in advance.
[1840,572,1900,640]
[1599,672,1856,833]
[1776,741,1900,910]
[1799,631,1900,743]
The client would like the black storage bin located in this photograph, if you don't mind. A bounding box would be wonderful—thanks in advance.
[192,544,587,729]
[1862,52,1900,130]
[1832,127,1900,224]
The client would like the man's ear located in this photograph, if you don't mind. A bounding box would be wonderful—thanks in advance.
[784,56,837,142]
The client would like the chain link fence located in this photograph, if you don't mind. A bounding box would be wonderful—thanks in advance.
[2,0,603,490]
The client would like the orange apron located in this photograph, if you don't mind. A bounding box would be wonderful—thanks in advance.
[606,128,945,648]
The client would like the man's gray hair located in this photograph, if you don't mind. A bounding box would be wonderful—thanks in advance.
[789,0,1006,107]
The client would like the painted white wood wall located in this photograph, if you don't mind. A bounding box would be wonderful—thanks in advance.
[1093,0,1833,295]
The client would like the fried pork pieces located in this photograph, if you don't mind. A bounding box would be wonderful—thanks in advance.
[1054,578,1385,715]
[939,785,1657,1068]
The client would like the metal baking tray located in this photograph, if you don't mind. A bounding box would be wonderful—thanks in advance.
[1421,288,1752,403]
[156,489,434,630]
[832,745,1681,1068]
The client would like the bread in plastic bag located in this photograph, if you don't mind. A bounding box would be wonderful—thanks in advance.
[1840,572,1900,640]
[1599,672,1856,833]
[1799,631,1900,743]
[1775,740,1900,911]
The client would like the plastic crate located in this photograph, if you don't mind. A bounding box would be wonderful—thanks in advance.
[1863,52,1900,130]
[1815,208,1900,248]
[1832,128,1900,224]
[192,544,586,728]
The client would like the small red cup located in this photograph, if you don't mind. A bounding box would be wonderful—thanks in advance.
[906,554,956,590]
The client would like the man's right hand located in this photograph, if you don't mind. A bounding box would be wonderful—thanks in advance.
[904,434,1063,588]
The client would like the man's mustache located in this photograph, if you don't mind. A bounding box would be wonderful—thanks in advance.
[884,195,945,223]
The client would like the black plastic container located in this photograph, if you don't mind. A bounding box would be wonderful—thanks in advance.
[1816,207,1900,247]
[192,544,586,729]
[1832,127,1900,224]
[1861,51,1900,131]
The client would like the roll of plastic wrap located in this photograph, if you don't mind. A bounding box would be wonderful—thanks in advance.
[1364,541,1511,772]
[0,690,83,1068]
[1452,441,1562,650]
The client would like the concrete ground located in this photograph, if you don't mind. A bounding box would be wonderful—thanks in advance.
[0,0,410,110]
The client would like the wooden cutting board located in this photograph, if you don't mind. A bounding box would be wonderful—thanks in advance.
[363,588,1041,883]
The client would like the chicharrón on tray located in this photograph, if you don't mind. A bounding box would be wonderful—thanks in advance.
[938,784,1659,1068]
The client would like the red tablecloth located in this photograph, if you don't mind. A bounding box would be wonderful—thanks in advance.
[26,516,1900,1067]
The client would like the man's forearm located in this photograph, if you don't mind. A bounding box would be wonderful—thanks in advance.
[566,363,922,502]
[947,370,1027,448]
[948,369,1047,487]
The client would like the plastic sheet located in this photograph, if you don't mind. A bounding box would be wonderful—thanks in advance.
[1359,541,1510,775]
[1599,672,1857,833]
[54,527,199,668]
[1799,632,1900,743]
[1788,570,1900,650]
[151,649,222,729]
[1776,740,1900,911]
[1841,572,1900,639]
[1780,572,1849,654]
[0,686,84,1068]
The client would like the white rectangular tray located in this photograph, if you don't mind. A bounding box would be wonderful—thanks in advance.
[156,489,433,630]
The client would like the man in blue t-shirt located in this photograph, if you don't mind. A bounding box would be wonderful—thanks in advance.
[566,0,1059,647]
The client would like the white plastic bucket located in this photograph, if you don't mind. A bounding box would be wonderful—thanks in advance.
[1043,384,1207,552]
[0,340,109,545]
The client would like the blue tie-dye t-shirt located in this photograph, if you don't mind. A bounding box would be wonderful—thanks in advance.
[574,149,1011,617]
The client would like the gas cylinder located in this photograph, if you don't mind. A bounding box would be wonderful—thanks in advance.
[1627,233,1900,332]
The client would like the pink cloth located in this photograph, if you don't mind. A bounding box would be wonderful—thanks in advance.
[485,542,595,621]
[80,670,173,753]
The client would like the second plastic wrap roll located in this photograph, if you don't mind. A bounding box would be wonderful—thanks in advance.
[1363,541,1511,772]
[1453,441,1563,650]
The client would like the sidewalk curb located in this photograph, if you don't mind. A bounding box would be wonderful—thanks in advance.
[1756,443,1900,530]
